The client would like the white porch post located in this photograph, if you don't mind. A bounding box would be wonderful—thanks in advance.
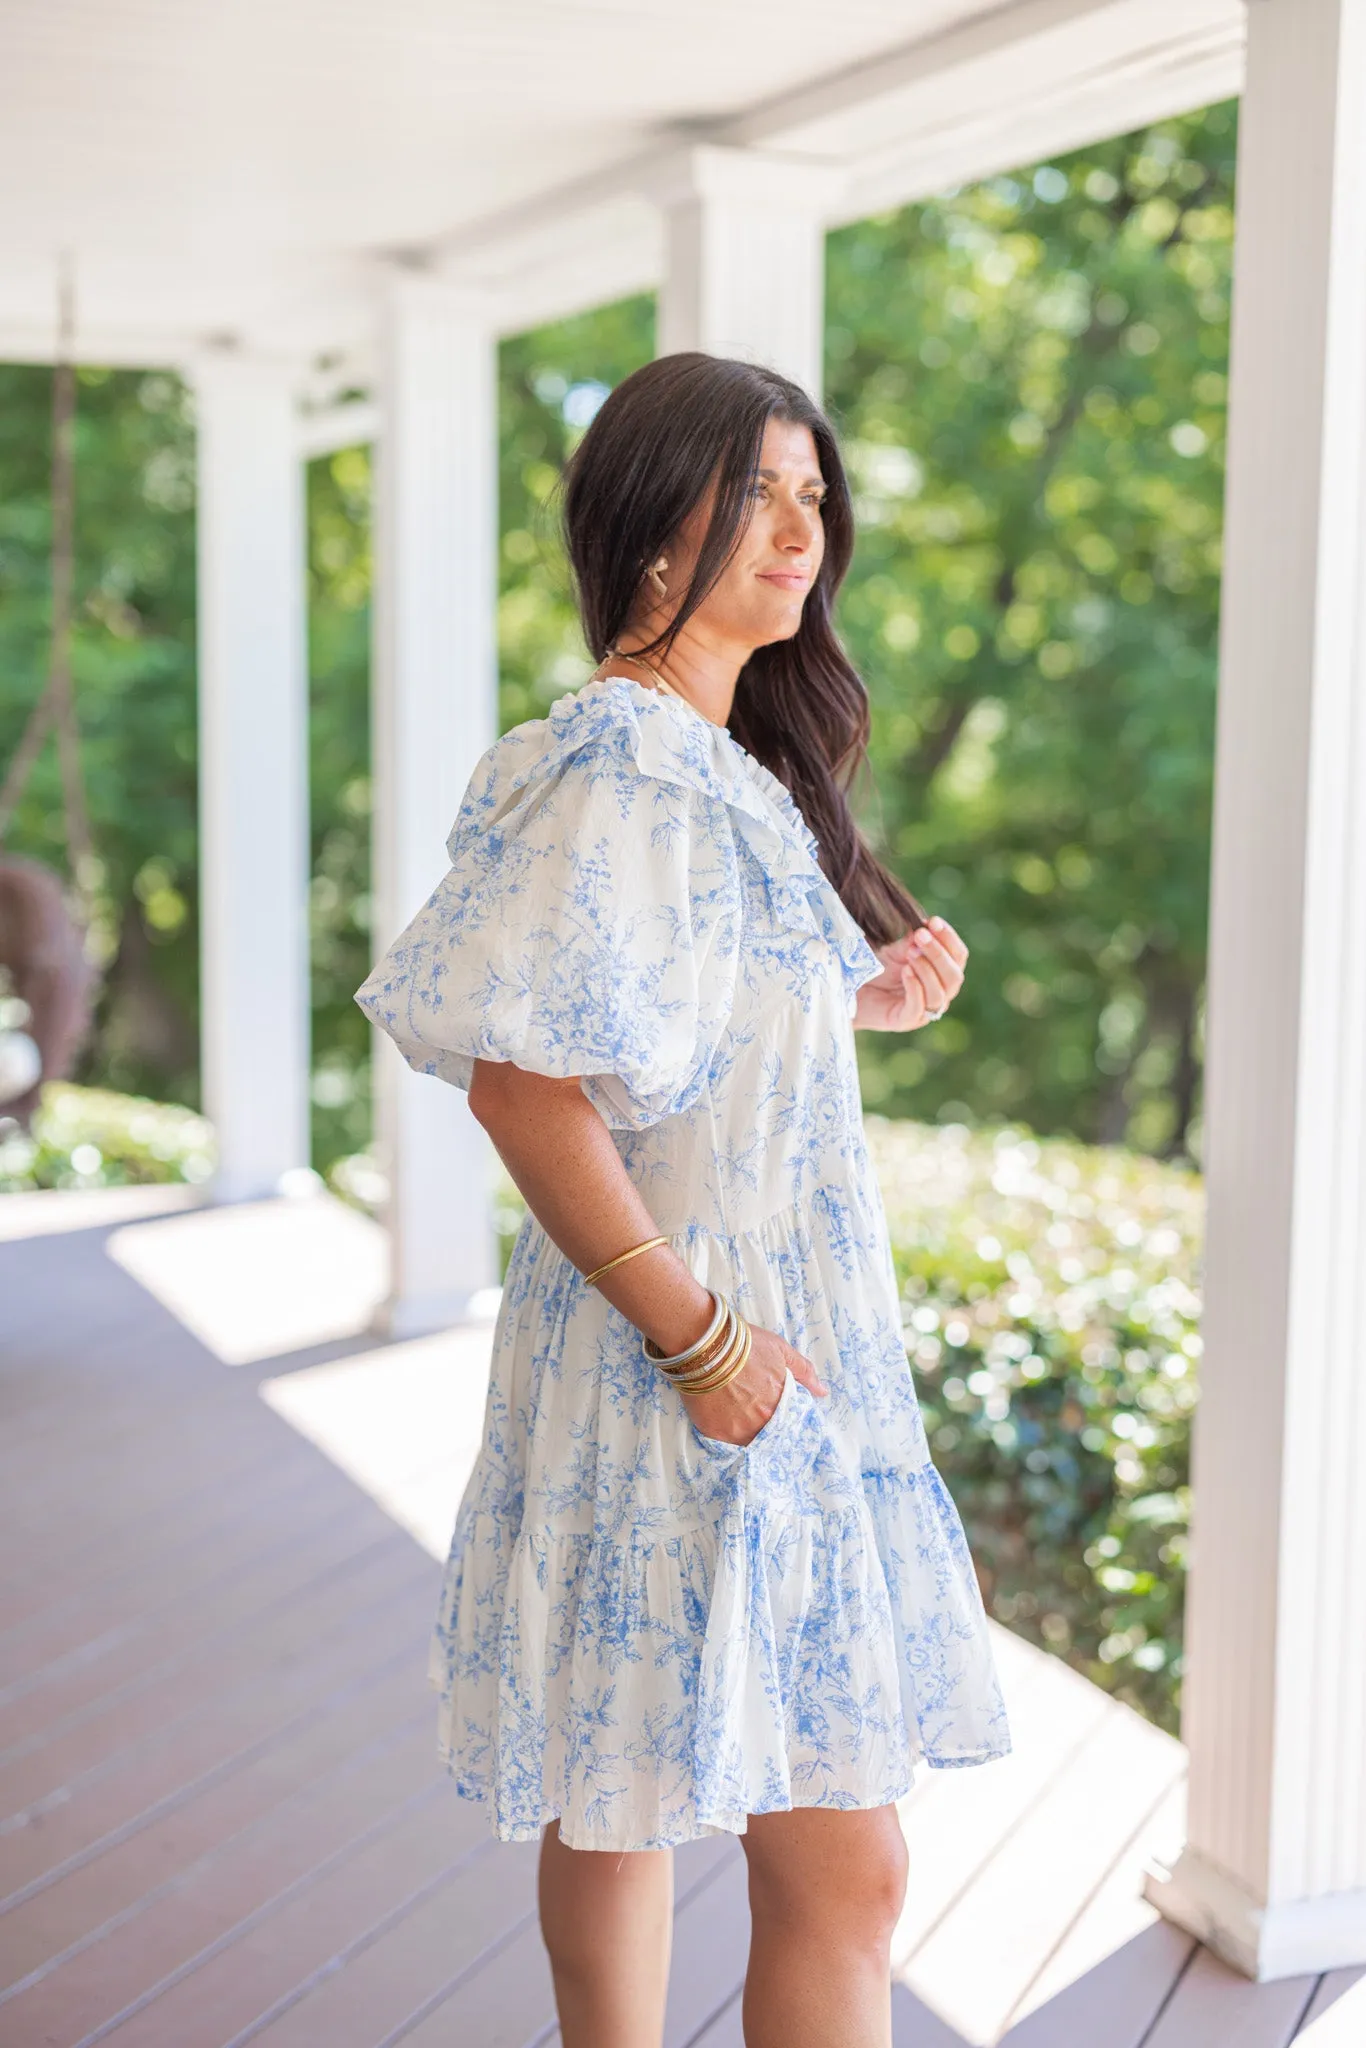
[1145,0,1366,1982]
[193,355,310,1202]
[371,276,499,1336]
[652,146,843,400]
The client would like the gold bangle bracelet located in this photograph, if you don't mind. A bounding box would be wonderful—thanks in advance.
[658,1303,739,1381]
[582,1234,669,1287]
[674,1319,752,1396]
[645,1288,727,1369]
[678,1324,752,1398]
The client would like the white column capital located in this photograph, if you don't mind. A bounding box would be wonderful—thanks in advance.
[650,146,836,398]
[641,143,847,219]
[188,346,311,404]
[376,269,498,327]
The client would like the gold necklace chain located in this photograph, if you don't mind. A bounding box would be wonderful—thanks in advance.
[606,643,680,699]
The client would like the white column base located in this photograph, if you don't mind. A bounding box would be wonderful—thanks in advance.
[372,1287,499,1344]
[1146,1847,1366,1983]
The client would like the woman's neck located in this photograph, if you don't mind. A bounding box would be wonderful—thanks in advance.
[609,620,749,729]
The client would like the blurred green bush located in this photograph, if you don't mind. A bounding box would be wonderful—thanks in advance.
[0,1080,214,1189]
[866,1114,1197,1732]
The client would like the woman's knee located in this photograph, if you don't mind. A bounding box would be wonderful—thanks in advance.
[745,1807,908,1947]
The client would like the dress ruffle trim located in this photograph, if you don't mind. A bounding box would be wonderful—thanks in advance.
[430,1370,1011,1851]
[455,676,884,1016]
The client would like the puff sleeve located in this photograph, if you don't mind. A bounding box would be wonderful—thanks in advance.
[355,731,740,1132]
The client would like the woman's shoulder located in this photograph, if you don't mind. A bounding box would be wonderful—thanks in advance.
[448,674,728,853]
[448,673,831,905]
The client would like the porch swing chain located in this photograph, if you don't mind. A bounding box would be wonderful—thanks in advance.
[0,259,95,898]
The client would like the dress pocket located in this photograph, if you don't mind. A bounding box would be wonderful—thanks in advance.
[686,1363,798,1457]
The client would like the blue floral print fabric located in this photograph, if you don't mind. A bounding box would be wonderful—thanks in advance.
[356,674,1010,1851]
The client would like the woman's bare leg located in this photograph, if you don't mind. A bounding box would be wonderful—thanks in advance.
[538,1819,674,2047]
[739,1805,909,2048]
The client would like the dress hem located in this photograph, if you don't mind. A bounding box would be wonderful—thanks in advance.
[438,1737,1012,1852]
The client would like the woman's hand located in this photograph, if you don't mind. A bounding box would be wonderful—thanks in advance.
[680,1323,827,1447]
[853,914,969,1032]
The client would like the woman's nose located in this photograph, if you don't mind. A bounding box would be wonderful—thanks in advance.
[777,501,818,550]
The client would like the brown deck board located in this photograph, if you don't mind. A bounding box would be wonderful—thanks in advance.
[0,1540,431,1827]
[663,1847,752,2046]
[1,1711,437,2038]
[235,1836,541,2047]
[0,1577,435,1905]
[74,1794,481,2046]
[1294,1967,1366,2038]
[1001,1782,1193,2046]
[0,1466,342,1692]
[0,1496,414,1754]
[1144,1946,1317,2048]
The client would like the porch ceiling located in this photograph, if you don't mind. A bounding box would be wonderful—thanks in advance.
[4,0,1244,373]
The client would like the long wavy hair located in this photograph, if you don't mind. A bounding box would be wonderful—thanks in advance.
[561,352,926,946]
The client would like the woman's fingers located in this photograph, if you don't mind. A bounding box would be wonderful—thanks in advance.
[908,927,964,1003]
[925,915,969,967]
[902,951,953,1018]
[785,1346,829,1399]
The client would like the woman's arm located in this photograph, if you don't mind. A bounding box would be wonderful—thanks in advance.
[468,1057,826,1445]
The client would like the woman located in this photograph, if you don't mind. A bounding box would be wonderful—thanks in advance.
[356,352,1009,2048]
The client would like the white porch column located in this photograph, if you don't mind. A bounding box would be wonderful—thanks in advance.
[651,146,844,400]
[1145,0,1366,1982]
[371,277,499,1336]
[193,355,310,1202]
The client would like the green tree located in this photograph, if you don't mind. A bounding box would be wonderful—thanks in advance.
[828,103,1236,1161]
[0,366,199,1099]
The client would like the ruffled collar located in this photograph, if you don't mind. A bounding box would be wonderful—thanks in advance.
[553,673,825,872]
[533,675,883,1003]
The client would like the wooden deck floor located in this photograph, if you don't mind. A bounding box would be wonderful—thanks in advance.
[2,1186,1362,2047]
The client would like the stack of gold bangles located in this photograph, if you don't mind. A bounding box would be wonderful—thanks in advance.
[580,1237,752,1397]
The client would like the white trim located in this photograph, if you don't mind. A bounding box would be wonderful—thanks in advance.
[298,399,381,460]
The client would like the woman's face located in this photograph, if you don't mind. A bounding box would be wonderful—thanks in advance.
[658,415,828,652]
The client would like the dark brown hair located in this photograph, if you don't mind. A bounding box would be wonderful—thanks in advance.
[561,352,926,945]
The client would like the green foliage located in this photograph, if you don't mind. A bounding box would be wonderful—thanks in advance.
[0,366,199,1099]
[306,444,375,1169]
[867,1115,1197,1731]
[828,107,1236,1162]
[0,1080,213,1190]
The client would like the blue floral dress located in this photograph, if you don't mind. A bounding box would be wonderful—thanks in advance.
[356,673,1010,1851]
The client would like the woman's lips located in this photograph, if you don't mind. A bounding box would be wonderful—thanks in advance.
[757,571,811,590]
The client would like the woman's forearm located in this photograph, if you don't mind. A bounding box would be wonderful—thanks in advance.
[468,1057,714,1357]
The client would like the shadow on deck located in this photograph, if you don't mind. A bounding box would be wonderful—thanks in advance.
[1,1187,1360,2046]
